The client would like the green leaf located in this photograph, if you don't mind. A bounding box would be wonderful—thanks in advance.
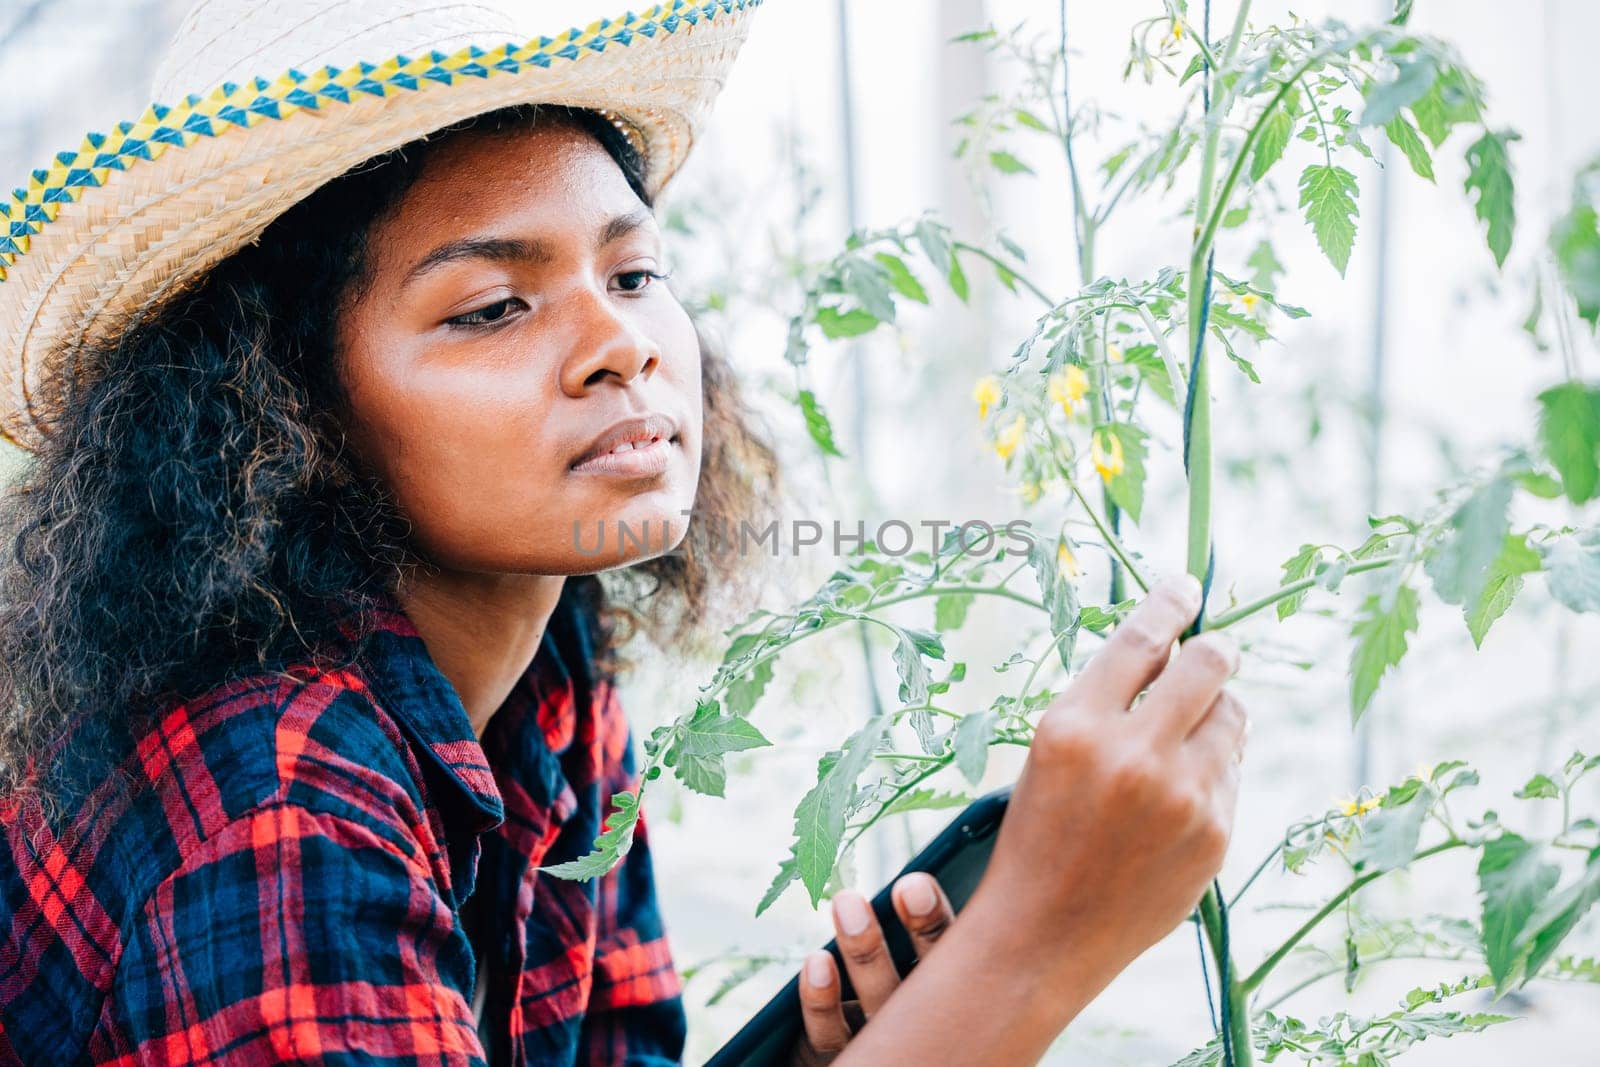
[1353,785,1430,873]
[815,305,880,339]
[1013,108,1052,133]
[668,699,773,797]
[988,149,1034,175]
[797,389,845,458]
[766,716,893,910]
[947,252,970,303]
[872,252,929,305]
[1349,585,1420,723]
[934,592,973,632]
[1552,200,1600,329]
[1026,533,1082,670]
[952,709,998,787]
[1464,130,1518,268]
[1361,56,1438,127]
[1466,534,1541,648]
[839,257,897,321]
[1119,344,1177,408]
[1384,113,1435,181]
[1246,239,1285,292]
[1517,846,1600,983]
[1514,773,1561,800]
[1277,543,1322,621]
[1250,107,1293,183]
[1540,530,1600,614]
[913,217,952,282]
[1299,164,1361,275]
[1536,381,1600,504]
[891,625,940,707]
[880,788,972,818]
[1096,422,1150,525]
[541,789,641,880]
[1477,832,1560,992]
[1423,477,1512,610]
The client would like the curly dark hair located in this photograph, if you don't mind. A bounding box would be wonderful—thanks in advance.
[0,103,778,816]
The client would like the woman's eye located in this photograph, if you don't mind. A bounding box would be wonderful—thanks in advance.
[446,298,523,329]
[616,269,671,294]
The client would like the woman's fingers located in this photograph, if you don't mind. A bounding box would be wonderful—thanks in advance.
[1142,630,1240,743]
[830,889,900,1017]
[798,950,850,1061]
[889,872,955,961]
[1064,575,1202,716]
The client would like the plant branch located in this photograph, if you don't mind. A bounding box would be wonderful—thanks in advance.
[1240,839,1471,994]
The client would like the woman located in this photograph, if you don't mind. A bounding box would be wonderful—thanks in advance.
[0,1,1247,1064]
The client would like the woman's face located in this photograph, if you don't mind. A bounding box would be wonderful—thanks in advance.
[336,119,702,575]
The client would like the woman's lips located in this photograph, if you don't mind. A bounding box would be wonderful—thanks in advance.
[568,434,677,477]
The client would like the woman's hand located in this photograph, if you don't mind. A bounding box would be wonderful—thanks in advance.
[789,872,956,1066]
[831,573,1248,1064]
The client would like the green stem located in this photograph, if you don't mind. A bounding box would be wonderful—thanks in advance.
[1044,425,1152,593]
[950,241,1056,307]
[1239,839,1470,994]
[1206,554,1405,630]
[1188,3,1254,1063]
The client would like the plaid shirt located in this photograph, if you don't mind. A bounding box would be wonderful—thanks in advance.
[0,587,685,1065]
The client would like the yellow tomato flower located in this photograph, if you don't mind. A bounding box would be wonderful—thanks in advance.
[1057,538,1084,578]
[1047,365,1092,417]
[1239,292,1260,313]
[1170,18,1182,41]
[1020,480,1043,504]
[1091,431,1125,482]
[993,414,1027,461]
[1337,795,1382,818]
[973,375,1002,421]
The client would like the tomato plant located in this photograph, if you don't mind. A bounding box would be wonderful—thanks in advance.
[555,3,1600,1062]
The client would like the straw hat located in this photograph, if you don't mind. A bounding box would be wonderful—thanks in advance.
[0,0,761,452]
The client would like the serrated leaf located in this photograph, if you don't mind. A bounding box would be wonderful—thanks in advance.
[1384,113,1435,181]
[891,626,936,707]
[1478,833,1560,992]
[1278,543,1322,620]
[1247,239,1285,291]
[1464,130,1517,268]
[1349,585,1420,723]
[1299,164,1361,275]
[1514,773,1560,800]
[1097,422,1150,525]
[724,655,775,717]
[541,789,640,880]
[777,716,891,908]
[1466,534,1541,647]
[953,709,998,787]
[1250,106,1293,182]
[1536,381,1600,504]
[1026,529,1082,670]
[670,699,773,797]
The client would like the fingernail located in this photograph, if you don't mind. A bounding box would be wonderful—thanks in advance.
[834,891,870,936]
[900,876,937,917]
[805,951,832,988]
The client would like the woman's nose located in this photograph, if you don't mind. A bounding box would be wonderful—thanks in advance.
[557,287,661,396]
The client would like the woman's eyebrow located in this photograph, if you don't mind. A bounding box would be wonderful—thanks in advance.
[401,207,655,288]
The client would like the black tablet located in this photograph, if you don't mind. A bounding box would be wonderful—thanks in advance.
[703,786,1012,1066]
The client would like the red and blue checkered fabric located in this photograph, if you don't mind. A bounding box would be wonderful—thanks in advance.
[0,587,685,1064]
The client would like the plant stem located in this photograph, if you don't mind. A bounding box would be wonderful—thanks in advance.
[1188,3,1254,1063]
[1206,554,1404,630]
[1044,425,1152,593]
[1239,839,1470,994]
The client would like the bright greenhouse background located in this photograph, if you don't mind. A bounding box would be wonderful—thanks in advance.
[3,1,1599,1064]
